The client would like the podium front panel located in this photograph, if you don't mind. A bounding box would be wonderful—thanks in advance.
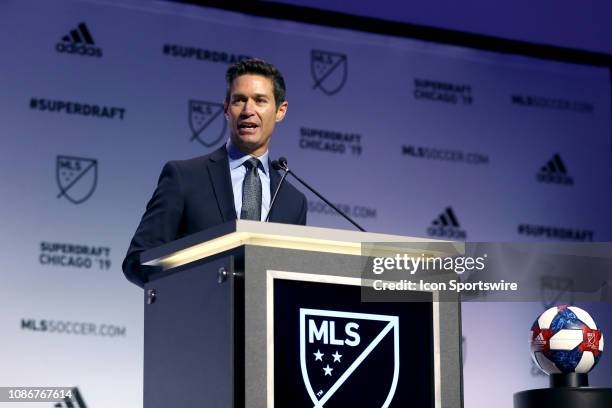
[272,275,434,407]
[243,246,462,408]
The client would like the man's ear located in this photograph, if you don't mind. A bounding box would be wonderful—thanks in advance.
[223,101,229,119]
[275,100,288,122]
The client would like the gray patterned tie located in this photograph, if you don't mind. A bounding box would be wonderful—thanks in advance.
[240,158,262,221]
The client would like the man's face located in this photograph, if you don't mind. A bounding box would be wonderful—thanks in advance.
[224,74,288,157]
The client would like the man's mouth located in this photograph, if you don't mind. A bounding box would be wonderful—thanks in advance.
[238,122,259,134]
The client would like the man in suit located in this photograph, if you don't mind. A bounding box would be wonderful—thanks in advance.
[123,58,307,287]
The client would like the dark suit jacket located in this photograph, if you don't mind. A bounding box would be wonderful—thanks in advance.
[122,147,307,287]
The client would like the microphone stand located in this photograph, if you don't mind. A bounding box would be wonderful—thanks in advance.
[265,167,290,222]
[270,158,366,232]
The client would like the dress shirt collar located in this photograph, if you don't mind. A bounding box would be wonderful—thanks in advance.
[226,139,269,175]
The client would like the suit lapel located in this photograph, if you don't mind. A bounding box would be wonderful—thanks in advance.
[207,147,237,222]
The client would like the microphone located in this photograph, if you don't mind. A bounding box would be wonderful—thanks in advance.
[269,157,366,232]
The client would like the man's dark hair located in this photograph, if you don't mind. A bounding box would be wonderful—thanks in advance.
[225,58,286,109]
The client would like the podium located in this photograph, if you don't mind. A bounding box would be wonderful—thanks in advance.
[140,221,463,407]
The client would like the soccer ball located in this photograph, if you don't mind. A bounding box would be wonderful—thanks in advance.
[530,305,604,374]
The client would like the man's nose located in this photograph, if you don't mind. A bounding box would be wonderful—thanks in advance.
[241,98,255,115]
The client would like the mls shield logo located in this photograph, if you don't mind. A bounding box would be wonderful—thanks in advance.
[56,155,98,204]
[188,100,226,147]
[311,50,348,95]
[300,308,399,407]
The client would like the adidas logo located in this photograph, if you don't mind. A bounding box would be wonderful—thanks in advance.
[536,153,573,185]
[55,22,102,57]
[533,332,546,346]
[426,207,467,239]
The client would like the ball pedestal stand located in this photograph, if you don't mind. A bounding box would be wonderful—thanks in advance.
[514,373,612,408]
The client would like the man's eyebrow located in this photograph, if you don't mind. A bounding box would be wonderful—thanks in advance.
[230,93,270,99]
